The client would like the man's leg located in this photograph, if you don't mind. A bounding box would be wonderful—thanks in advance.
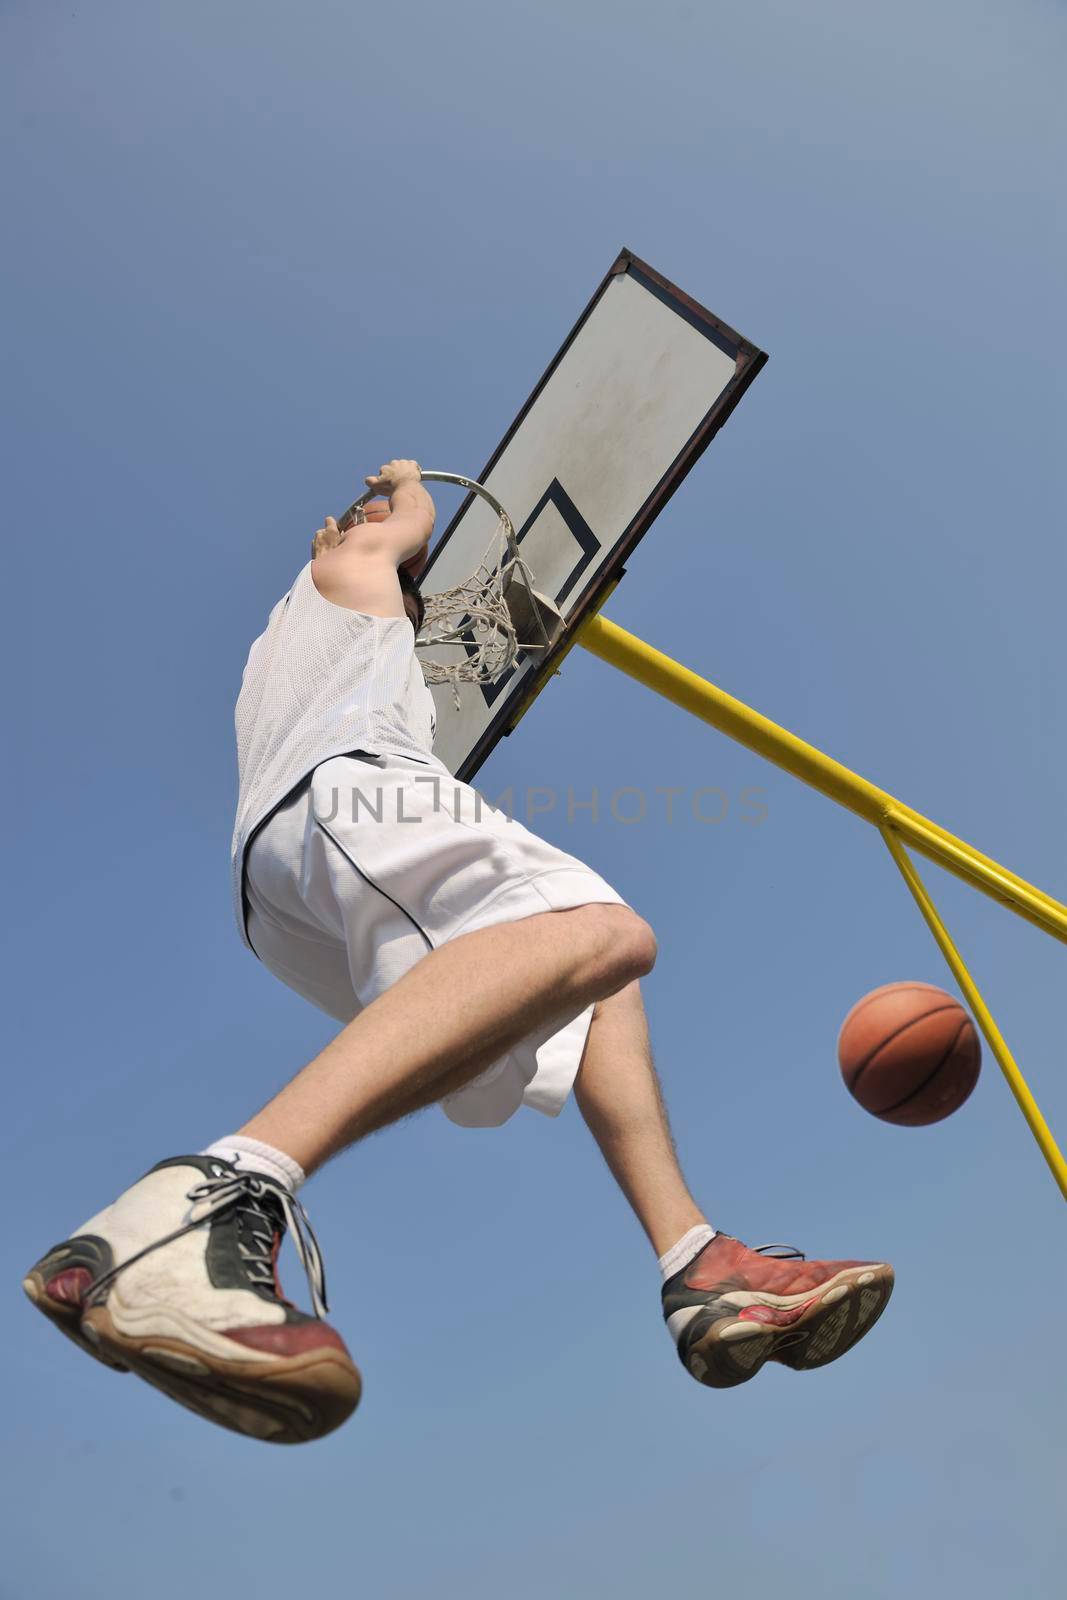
[572,981,896,1392]
[572,981,707,1257]
[240,902,657,1174]
[23,900,656,1442]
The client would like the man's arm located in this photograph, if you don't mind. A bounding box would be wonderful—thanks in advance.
[364,470,435,567]
[310,460,434,617]
[337,461,434,564]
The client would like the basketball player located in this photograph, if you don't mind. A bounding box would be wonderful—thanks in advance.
[24,460,894,1443]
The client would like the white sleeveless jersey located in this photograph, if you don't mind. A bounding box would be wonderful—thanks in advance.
[231,562,438,943]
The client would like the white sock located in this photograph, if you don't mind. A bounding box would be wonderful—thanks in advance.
[658,1224,717,1283]
[201,1135,306,1194]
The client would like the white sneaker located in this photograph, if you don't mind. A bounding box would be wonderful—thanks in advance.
[23,1155,361,1443]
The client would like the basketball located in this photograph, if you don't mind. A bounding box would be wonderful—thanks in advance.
[838,981,981,1126]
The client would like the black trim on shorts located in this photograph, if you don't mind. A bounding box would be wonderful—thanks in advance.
[239,748,436,959]
[310,753,436,956]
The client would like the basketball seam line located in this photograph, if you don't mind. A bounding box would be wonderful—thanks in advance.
[845,1004,961,1092]
[846,984,946,1019]
[871,1017,973,1118]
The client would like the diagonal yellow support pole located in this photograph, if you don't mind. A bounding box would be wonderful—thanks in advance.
[577,611,1066,1200]
[577,614,1067,942]
[881,827,1066,1200]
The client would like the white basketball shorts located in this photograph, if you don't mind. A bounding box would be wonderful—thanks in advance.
[243,752,629,1127]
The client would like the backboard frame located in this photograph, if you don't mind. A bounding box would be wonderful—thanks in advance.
[422,247,767,782]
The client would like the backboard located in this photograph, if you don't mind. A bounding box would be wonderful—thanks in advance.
[422,248,766,781]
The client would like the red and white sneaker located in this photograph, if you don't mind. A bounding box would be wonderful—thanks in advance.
[662,1233,894,1389]
[23,1155,361,1443]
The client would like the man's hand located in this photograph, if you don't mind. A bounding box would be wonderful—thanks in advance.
[311,500,393,559]
[364,459,423,497]
[311,515,344,559]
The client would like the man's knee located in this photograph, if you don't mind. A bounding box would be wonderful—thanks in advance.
[586,903,657,982]
[622,910,658,978]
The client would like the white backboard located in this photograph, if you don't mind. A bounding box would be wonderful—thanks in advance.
[422,249,766,780]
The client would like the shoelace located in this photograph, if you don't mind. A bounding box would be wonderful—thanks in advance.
[87,1170,329,1318]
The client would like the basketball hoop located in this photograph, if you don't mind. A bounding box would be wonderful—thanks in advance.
[336,471,564,707]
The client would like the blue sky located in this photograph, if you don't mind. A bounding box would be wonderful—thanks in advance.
[4,1,1065,1595]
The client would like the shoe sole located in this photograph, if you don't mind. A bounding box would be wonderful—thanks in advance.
[80,1303,362,1445]
[773,1263,894,1372]
[22,1264,130,1373]
[683,1263,895,1388]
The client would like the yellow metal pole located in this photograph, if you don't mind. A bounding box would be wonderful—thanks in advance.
[578,613,1067,945]
[882,808,1067,938]
[576,610,1066,1201]
[880,827,1067,1201]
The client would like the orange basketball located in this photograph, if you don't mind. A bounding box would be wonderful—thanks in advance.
[837,981,981,1126]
